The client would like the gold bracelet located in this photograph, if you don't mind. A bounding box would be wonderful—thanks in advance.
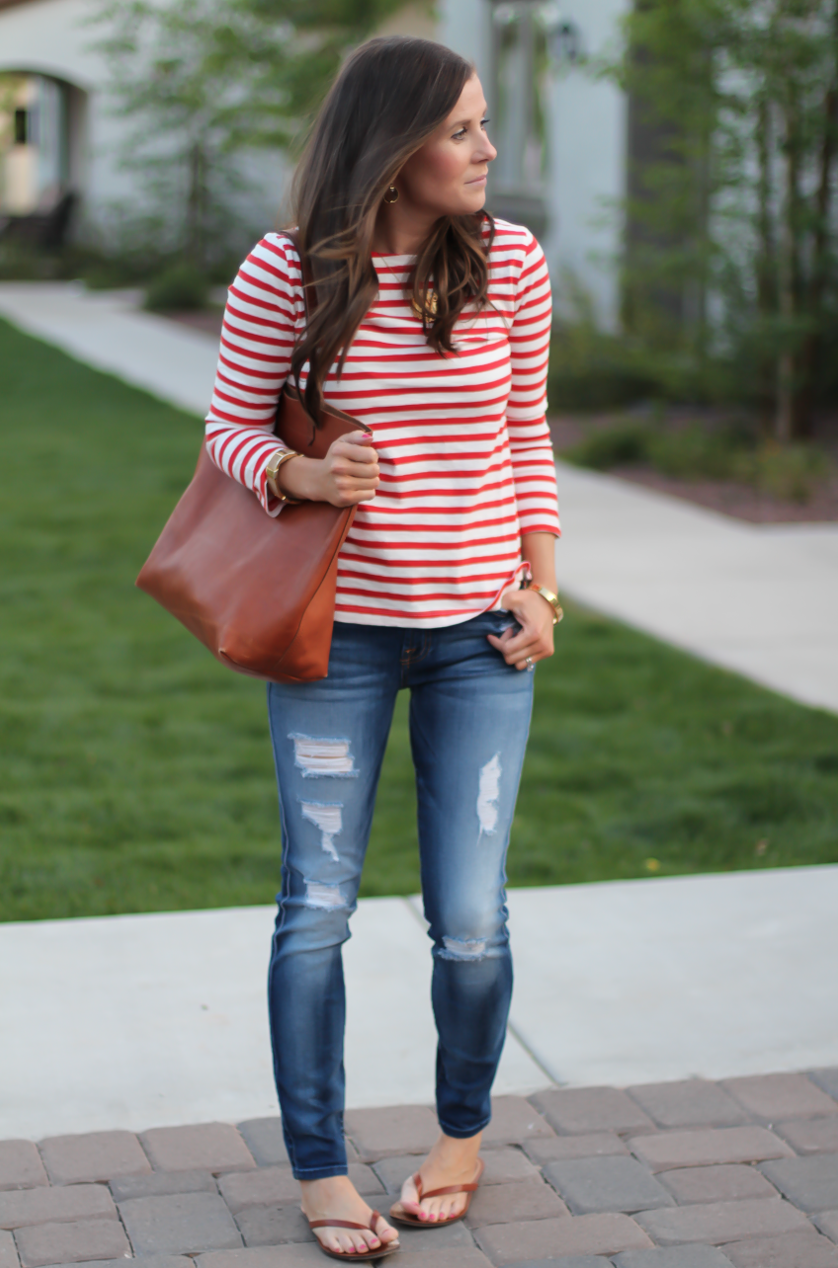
[265,448,302,505]
[526,581,564,625]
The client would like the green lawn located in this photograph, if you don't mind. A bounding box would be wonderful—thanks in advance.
[1,316,837,922]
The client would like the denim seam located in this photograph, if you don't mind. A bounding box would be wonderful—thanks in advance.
[266,686,301,1179]
[400,632,431,672]
[266,690,292,939]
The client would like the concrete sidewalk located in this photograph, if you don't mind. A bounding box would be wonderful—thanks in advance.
[554,463,838,715]
[3,868,837,1142]
[0,283,219,417]
[1,280,835,714]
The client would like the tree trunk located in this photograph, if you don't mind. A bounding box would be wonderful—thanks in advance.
[775,97,801,445]
[693,48,713,379]
[796,1,838,436]
[755,93,775,433]
[186,139,205,270]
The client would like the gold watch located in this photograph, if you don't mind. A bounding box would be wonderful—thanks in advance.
[526,581,564,625]
[265,448,302,505]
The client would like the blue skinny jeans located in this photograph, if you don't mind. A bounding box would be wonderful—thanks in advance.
[266,610,534,1180]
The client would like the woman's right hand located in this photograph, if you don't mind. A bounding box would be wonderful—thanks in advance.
[272,432,380,508]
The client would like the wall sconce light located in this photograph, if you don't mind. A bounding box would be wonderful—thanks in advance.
[535,3,583,64]
[551,18,582,63]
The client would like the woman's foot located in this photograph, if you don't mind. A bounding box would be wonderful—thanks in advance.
[397,1130,483,1223]
[300,1175,399,1256]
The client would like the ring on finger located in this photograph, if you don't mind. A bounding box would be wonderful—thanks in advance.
[526,656,534,671]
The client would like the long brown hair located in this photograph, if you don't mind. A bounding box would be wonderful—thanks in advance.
[289,36,495,421]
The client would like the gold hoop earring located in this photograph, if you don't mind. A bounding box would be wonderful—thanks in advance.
[383,185,399,205]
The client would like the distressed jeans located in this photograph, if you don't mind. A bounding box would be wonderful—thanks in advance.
[265,611,534,1180]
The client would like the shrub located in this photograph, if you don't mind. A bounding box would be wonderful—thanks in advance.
[0,240,162,287]
[548,324,656,413]
[565,420,755,480]
[747,444,830,504]
[648,424,753,481]
[82,256,148,289]
[0,241,63,281]
[564,423,653,470]
[144,262,209,312]
[564,418,831,502]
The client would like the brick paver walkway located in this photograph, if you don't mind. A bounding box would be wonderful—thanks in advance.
[3,1072,838,1268]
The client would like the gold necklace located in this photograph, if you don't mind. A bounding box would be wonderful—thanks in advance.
[412,288,439,320]
[374,251,438,320]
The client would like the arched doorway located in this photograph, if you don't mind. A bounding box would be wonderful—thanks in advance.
[0,71,86,247]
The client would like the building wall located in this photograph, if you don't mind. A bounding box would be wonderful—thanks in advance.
[550,0,629,328]
[0,0,286,245]
[439,0,629,328]
[0,0,126,231]
[0,0,629,323]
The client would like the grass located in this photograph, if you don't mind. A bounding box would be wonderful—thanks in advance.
[1,316,837,922]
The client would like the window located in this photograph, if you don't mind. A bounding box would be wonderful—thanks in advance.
[14,108,28,146]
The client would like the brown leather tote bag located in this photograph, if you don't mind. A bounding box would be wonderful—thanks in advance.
[136,232,368,682]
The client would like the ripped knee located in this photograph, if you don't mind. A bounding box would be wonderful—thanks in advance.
[439,934,489,961]
[300,800,343,862]
[303,880,349,911]
[292,731,359,866]
[476,753,501,836]
[290,732,358,778]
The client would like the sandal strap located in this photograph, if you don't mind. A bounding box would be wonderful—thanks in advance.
[309,1211,384,1234]
[412,1170,480,1201]
[419,1181,480,1198]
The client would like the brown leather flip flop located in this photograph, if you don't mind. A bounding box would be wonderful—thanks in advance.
[308,1210,398,1261]
[389,1158,485,1228]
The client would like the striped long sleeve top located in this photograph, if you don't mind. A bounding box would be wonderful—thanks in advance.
[205,217,561,628]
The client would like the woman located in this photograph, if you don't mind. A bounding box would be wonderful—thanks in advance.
[205,35,561,1261]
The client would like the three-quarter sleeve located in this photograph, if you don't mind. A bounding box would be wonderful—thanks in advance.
[204,234,303,516]
[506,234,561,537]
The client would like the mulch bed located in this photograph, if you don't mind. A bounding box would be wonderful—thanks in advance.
[601,465,838,524]
[163,308,226,337]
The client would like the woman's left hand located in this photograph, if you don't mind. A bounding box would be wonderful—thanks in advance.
[487,586,556,671]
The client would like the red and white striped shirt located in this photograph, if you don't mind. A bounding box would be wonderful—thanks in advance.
[205,217,561,628]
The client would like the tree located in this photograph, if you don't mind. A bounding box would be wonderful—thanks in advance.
[608,0,838,440]
[90,0,408,269]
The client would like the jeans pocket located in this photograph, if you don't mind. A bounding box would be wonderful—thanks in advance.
[491,611,520,635]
